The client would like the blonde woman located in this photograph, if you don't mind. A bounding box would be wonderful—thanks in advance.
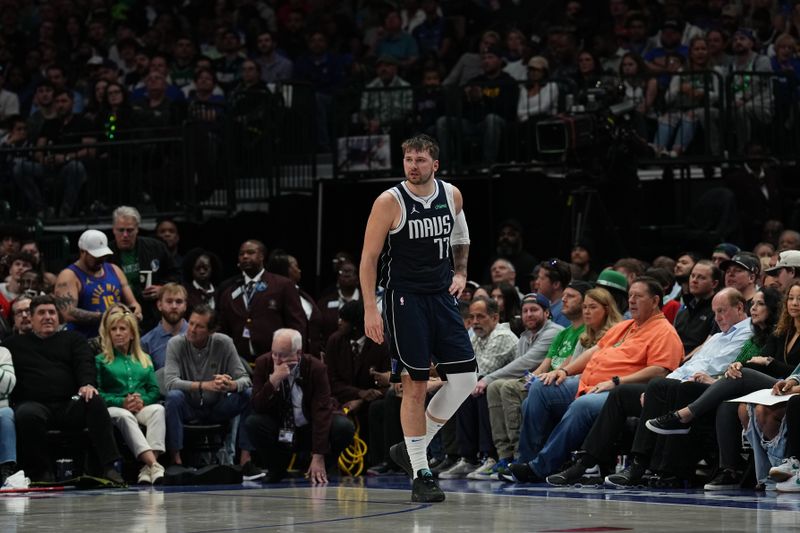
[534,286,622,378]
[96,306,166,484]
[578,288,623,351]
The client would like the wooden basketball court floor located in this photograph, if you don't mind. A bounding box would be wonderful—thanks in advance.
[3,476,799,532]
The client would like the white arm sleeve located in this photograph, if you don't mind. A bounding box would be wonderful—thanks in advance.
[451,209,470,246]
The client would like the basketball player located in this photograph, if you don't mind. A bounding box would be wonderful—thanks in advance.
[360,134,477,502]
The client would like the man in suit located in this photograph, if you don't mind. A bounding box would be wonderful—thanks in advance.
[325,300,391,426]
[245,328,355,483]
[217,240,307,364]
[317,259,360,345]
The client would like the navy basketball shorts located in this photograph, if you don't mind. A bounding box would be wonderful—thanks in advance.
[383,288,476,382]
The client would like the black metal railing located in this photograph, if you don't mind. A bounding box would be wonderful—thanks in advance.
[1,130,188,220]
[329,70,799,177]
[2,74,798,222]
[0,82,318,222]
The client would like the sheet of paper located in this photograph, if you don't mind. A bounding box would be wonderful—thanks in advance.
[727,388,799,406]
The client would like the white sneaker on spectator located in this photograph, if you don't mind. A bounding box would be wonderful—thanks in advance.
[466,457,497,480]
[438,458,480,479]
[776,471,800,492]
[150,462,166,485]
[2,470,30,490]
[137,465,152,485]
[769,457,800,482]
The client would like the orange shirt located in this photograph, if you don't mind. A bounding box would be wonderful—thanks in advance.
[577,313,683,396]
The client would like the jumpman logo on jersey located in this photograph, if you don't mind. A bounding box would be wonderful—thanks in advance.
[400,297,405,306]
[410,204,420,215]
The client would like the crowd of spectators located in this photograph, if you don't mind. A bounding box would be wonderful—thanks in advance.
[2,204,800,493]
[1,1,800,217]
[1,0,800,493]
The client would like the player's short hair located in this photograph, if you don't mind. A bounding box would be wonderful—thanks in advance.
[401,134,439,160]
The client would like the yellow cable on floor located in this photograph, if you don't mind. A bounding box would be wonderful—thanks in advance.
[338,408,368,476]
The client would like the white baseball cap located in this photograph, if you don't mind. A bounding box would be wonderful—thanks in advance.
[78,229,113,258]
[766,250,800,274]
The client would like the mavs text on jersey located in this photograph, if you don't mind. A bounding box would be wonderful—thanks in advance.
[379,178,458,294]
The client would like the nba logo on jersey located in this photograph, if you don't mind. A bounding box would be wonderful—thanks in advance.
[400,297,405,306]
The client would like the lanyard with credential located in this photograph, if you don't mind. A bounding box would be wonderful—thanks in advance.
[278,379,297,445]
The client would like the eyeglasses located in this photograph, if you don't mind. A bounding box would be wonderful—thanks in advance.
[15,308,31,316]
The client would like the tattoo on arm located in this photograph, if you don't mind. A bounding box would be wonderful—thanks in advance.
[54,293,101,325]
[452,244,469,276]
[54,292,74,312]
[69,307,103,325]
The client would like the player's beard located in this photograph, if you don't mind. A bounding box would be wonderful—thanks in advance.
[409,168,434,185]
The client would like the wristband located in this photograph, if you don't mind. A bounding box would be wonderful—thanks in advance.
[612,376,620,387]
[559,367,569,376]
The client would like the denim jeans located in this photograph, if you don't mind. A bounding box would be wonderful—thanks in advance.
[13,159,86,215]
[165,388,254,452]
[0,407,15,464]
[517,376,580,463]
[654,111,697,153]
[517,375,611,476]
[745,403,788,487]
[530,389,609,477]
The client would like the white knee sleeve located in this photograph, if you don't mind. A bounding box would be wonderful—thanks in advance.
[426,371,478,421]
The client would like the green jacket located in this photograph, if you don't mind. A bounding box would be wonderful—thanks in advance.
[95,349,160,407]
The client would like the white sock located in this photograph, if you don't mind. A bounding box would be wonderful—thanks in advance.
[424,412,445,448]
[405,436,429,478]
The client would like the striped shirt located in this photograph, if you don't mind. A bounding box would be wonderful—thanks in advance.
[0,346,16,408]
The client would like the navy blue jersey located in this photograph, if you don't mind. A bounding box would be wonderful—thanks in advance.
[379,179,457,293]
